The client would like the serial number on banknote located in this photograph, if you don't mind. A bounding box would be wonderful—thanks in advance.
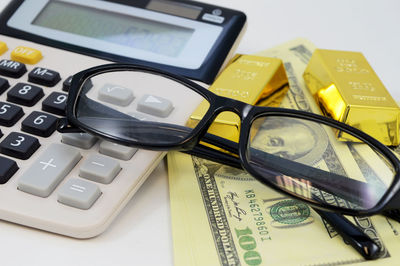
[246,189,272,241]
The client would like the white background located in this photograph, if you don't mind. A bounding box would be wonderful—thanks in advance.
[0,0,399,265]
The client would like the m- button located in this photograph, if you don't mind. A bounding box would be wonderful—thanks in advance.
[28,67,61,87]
[11,46,43,64]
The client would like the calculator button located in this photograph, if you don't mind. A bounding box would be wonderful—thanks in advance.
[62,133,97,149]
[79,154,121,184]
[28,67,61,87]
[0,42,7,55]
[62,76,73,92]
[98,84,134,106]
[0,132,40,160]
[99,140,137,161]
[127,111,151,121]
[58,178,101,210]
[0,77,10,95]
[0,59,27,78]
[137,94,174,117]
[0,156,18,184]
[0,102,24,127]
[11,46,43,65]
[21,111,58,137]
[42,92,68,115]
[18,143,81,197]
[7,83,44,107]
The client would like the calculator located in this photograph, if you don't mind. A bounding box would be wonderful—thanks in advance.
[0,0,246,238]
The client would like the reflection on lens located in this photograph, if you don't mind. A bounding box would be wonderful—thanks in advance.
[75,70,210,146]
[247,115,395,211]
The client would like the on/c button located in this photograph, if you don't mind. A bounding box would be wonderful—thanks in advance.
[11,46,43,64]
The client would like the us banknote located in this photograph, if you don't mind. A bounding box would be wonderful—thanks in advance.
[168,39,400,266]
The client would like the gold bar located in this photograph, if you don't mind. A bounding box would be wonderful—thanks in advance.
[303,49,400,145]
[187,54,289,142]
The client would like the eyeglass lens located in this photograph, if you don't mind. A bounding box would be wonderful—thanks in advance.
[74,70,210,145]
[248,115,395,211]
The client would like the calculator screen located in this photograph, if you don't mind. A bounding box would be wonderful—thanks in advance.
[32,1,195,58]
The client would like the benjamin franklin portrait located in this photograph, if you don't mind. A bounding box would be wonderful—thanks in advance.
[250,116,329,165]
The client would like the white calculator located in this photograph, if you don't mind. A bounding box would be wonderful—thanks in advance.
[0,0,245,238]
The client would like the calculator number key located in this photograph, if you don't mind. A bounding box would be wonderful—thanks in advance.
[21,111,58,137]
[0,102,24,127]
[42,92,67,116]
[7,83,44,107]
[0,77,10,95]
[0,156,19,184]
[0,132,40,160]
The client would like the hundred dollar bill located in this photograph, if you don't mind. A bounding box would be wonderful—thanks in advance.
[168,39,400,265]
[168,152,400,266]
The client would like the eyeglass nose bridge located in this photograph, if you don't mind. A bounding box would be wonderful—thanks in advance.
[213,96,253,118]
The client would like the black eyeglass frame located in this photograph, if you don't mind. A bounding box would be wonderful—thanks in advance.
[59,63,400,216]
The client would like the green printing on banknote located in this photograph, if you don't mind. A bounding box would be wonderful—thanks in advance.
[168,39,400,266]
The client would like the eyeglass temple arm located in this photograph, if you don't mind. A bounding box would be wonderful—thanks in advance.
[190,136,379,209]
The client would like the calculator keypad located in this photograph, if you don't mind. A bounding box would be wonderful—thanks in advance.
[58,178,101,210]
[0,102,24,127]
[0,36,183,238]
[21,111,58,137]
[0,77,10,94]
[137,94,174,117]
[28,67,61,87]
[7,83,44,106]
[17,143,81,197]
[0,59,27,78]
[42,91,67,115]
[0,132,40,160]
[0,156,18,184]
[79,154,121,184]
[61,133,97,149]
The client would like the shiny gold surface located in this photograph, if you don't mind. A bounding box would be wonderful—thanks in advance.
[303,49,400,145]
[187,54,289,142]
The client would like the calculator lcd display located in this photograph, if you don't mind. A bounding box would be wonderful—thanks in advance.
[32,1,194,57]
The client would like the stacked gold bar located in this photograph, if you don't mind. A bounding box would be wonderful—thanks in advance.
[187,54,289,142]
[303,49,400,146]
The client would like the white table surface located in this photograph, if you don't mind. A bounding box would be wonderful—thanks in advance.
[0,0,399,265]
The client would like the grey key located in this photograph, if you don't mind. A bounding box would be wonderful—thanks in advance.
[18,143,81,197]
[127,111,151,121]
[79,154,121,184]
[98,83,134,106]
[137,94,174,117]
[58,178,101,210]
[99,140,137,161]
[62,133,97,149]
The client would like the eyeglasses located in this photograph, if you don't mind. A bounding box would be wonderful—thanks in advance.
[57,63,400,217]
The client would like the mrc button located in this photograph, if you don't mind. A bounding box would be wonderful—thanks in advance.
[28,67,61,87]
[0,59,27,78]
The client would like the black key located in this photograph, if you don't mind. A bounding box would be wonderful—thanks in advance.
[7,83,44,107]
[0,59,27,78]
[0,156,19,184]
[42,92,67,116]
[28,67,61,87]
[62,76,73,92]
[0,129,2,139]
[0,132,40,160]
[0,77,10,95]
[63,75,93,93]
[21,111,58,137]
[0,101,24,127]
